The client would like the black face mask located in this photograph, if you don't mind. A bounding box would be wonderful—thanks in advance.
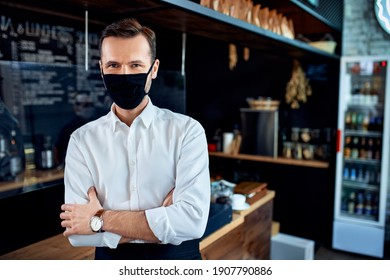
[102,61,155,110]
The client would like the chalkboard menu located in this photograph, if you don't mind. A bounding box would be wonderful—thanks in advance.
[0,6,107,139]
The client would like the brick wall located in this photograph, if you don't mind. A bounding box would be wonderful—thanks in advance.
[343,0,390,55]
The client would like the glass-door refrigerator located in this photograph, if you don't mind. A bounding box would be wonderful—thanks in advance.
[333,56,390,258]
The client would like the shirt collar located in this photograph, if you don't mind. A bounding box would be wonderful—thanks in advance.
[108,96,155,132]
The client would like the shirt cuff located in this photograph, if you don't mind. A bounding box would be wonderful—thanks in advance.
[145,207,178,245]
[68,231,121,248]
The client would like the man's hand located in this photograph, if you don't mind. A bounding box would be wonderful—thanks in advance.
[162,188,174,206]
[60,186,102,237]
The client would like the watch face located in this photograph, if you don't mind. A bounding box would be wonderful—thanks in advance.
[90,216,103,232]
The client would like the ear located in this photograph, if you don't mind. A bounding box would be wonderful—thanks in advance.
[152,59,160,79]
[99,60,103,77]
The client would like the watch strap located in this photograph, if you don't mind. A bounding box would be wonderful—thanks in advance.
[95,209,105,218]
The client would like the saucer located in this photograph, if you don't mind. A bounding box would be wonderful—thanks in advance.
[232,202,250,211]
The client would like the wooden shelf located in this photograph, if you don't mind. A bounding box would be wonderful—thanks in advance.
[209,151,329,169]
[2,0,340,61]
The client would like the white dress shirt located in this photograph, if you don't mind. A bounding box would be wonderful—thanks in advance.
[64,97,210,248]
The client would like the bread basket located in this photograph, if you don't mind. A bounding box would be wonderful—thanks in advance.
[247,97,280,111]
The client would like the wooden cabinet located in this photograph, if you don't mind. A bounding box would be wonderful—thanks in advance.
[200,191,274,260]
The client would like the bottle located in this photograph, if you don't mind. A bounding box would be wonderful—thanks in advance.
[375,116,383,132]
[368,115,376,131]
[351,136,359,159]
[364,193,373,216]
[341,192,348,212]
[343,165,349,180]
[359,137,366,159]
[345,111,351,129]
[356,167,364,182]
[356,113,364,130]
[0,134,6,159]
[350,167,357,181]
[347,192,356,214]
[374,138,381,160]
[212,129,222,152]
[364,168,370,183]
[362,113,370,131]
[366,138,374,159]
[40,135,54,169]
[344,136,351,158]
[24,142,36,170]
[351,112,357,130]
[9,129,23,176]
[355,192,364,215]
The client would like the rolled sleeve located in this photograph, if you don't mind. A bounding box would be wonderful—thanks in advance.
[68,232,121,248]
[145,207,178,244]
[145,120,211,244]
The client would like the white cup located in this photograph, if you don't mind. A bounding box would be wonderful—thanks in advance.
[232,194,247,210]
[223,132,234,153]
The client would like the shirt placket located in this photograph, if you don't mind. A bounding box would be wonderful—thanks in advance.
[128,122,139,210]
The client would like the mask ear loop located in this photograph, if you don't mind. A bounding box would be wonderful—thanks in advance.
[100,68,108,91]
[145,59,157,96]
[147,59,156,76]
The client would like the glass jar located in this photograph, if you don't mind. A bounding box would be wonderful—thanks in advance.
[310,129,321,144]
[293,143,302,159]
[300,128,311,143]
[291,127,300,142]
[283,142,293,158]
[302,144,314,160]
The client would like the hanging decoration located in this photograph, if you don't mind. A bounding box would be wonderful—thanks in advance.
[285,59,312,109]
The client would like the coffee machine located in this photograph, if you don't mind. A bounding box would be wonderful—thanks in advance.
[240,108,279,158]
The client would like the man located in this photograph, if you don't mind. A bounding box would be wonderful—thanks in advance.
[59,18,210,260]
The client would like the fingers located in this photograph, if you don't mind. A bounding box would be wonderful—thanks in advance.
[63,227,73,237]
[61,204,74,212]
[162,188,175,207]
[88,186,96,197]
[88,186,98,203]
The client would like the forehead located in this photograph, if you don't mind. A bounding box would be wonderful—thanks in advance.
[100,34,151,61]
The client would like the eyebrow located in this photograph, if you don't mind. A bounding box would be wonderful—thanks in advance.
[103,60,145,67]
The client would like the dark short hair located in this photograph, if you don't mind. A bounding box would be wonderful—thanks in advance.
[99,18,156,62]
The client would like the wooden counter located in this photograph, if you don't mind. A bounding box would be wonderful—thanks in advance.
[0,190,274,260]
[0,169,64,199]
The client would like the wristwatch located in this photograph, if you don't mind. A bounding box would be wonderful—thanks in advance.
[90,209,105,232]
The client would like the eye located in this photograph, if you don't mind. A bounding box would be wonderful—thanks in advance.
[106,63,118,69]
[131,63,142,69]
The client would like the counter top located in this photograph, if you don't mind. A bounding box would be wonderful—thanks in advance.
[0,168,64,199]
